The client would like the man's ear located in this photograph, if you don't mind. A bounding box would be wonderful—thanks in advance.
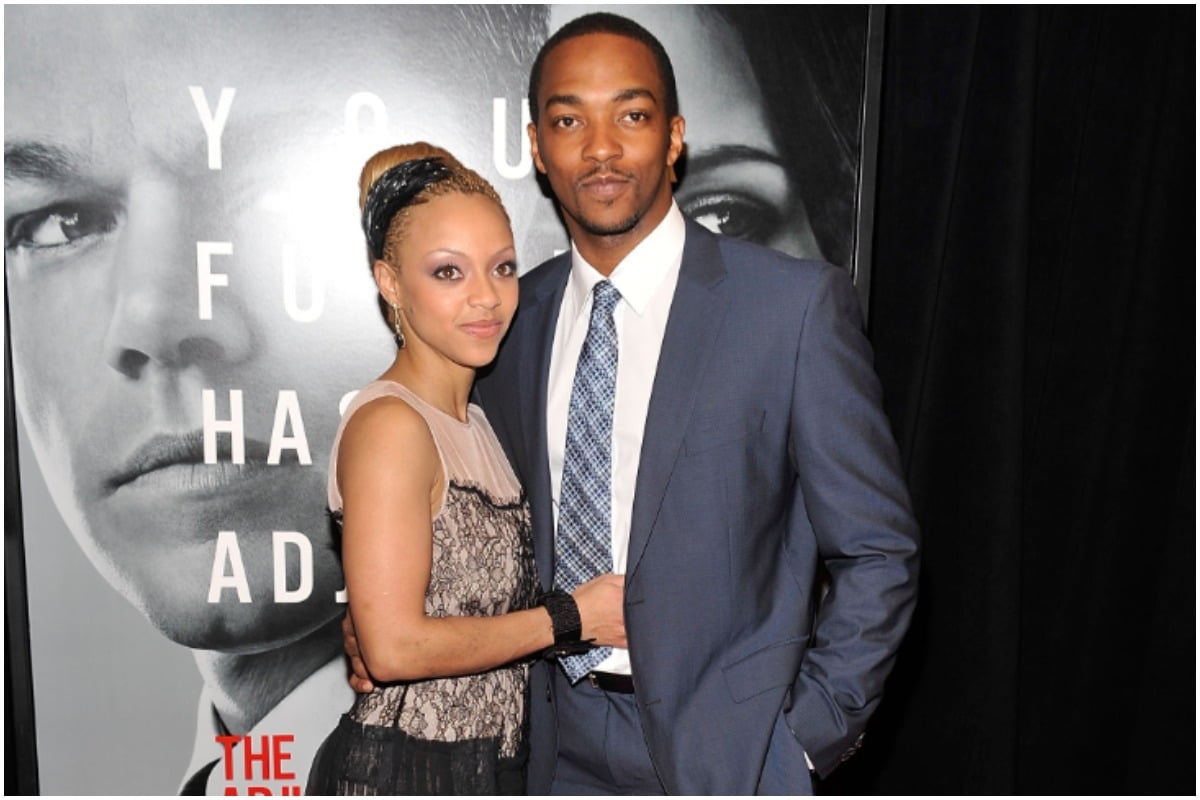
[528,122,547,175]
[666,115,686,175]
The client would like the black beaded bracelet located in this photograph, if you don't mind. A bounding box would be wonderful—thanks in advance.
[538,590,593,658]
[540,589,582,643]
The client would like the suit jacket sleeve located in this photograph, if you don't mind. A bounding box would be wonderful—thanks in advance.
[782,264,920,776]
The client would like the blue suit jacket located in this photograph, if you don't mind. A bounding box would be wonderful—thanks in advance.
[476,218,919,794]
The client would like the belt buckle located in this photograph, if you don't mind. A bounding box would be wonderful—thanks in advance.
[587,672,601,690]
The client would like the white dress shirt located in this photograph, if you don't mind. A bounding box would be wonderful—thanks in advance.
[547,202,686,675]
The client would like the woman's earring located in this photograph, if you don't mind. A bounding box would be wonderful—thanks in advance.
[390,304,405,349]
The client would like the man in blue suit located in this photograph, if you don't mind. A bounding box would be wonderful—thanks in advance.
[348,11,918,794]
[474,12,920,795]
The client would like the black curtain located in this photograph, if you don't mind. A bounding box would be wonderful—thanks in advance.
[827,6,1194,795]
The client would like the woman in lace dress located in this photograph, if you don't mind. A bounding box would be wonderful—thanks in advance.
[306,143,625,795]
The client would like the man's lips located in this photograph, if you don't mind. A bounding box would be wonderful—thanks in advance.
[579,169,633,197]
[105,431,275,493]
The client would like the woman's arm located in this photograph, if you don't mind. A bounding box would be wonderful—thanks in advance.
[338,397,624,683]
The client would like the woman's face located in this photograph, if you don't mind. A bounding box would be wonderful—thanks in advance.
[548,5,824,261]
[3,6,527,651]
[383,193,519,372]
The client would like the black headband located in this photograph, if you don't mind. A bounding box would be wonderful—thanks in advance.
[361,157,452,260]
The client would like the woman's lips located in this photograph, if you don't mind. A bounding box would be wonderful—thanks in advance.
[460,319,505,338]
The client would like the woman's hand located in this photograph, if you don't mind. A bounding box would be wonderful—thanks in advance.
[572,573,627,649]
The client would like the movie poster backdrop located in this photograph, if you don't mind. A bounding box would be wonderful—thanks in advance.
[4,5,876,794]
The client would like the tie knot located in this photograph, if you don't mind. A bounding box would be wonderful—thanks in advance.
[592,280,621,317]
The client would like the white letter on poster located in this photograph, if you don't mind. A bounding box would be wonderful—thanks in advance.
[493,98,532,180]
[345,92,388,137]
[197,241,233,320]
[189,86,237,170]
[268,390,312,466]
[339,390,360,417]
[274,531,314,603]
[209,531,252,603]
[203,389,246,465]
[282,242,325,322]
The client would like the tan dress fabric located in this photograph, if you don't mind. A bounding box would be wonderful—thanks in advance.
[308,380,537,795]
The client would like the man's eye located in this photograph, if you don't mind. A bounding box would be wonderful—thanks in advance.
[680,193,782,244]
[6,201,122,252]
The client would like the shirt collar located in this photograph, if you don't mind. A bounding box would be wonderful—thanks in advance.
[566,201,686,319]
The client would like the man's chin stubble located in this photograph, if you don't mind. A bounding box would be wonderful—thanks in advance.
[575,209,642,238]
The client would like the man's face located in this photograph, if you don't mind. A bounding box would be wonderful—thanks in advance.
[3,6,515,651]
[528,32,684,262]
[547,6,823,261]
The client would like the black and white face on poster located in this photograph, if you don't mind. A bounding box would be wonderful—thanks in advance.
[5,5,870,793]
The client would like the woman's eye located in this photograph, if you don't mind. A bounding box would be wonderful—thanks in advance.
[494,261,517,278]
[6,200,122,252]
[680,193,782,244]
[432,265,462,280]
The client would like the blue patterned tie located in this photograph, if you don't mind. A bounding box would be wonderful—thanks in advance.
[554,280,621,681]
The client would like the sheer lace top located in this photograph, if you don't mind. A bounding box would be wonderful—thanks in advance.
[328,380,536,758]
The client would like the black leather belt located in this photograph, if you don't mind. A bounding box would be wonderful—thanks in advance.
[587,671,635,694]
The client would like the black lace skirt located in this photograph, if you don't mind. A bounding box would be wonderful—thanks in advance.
[306,713,526,795]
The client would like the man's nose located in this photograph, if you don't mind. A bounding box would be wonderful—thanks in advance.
[102,178,253,379]
[583,119,623,165]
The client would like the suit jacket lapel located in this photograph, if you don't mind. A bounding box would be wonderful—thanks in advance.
[519,258,571,590]
[626,221,730,578]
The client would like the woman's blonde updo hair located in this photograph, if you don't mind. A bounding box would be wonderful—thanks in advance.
[358,142,508,268]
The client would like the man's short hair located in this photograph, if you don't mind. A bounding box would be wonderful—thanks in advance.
[527,11,679,126]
